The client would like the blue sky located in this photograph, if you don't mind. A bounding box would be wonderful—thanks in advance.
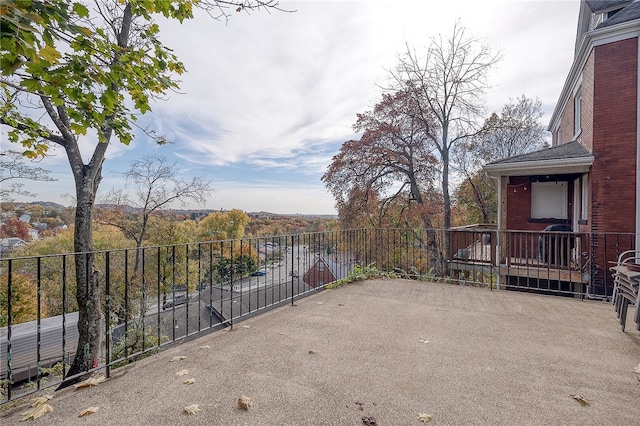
[1,0,580,215]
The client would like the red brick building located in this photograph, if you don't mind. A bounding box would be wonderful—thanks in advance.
[484,0,640,296]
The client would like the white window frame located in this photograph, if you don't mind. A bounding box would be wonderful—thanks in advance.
[574,87,582,137]
[531,181,568,220]
[581,175,588,221]
[556,122,562,146]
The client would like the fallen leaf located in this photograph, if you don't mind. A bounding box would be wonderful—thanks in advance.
[183,404,200,415]
[241,325,251,329]
[74,375,107,389]
[316,302,324,305]
[634,363,640,374]
[176,369,189,376]
[237,395,253,410]
[338,303,345,306]
[170,355,187,362]
[419,338,430,344]
[362,416,377,426]
[184,378,196,385]
[199,345,210,349]
[570,394,591,406]
[78,406,99,417]
[418,413,433,423]
[308,349,317,354]
[20,404,53,421]
[31,395,53,407]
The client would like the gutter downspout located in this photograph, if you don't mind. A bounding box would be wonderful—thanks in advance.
[486,171,502,291]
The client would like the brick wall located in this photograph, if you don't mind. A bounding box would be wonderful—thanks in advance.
[591,37,638,235]
[506,177,536,231]
[579,51,595,152]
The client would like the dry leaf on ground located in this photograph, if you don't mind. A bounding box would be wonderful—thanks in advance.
[570,394,591,406]
[634,363,640,374]
[170,356,187,362]
[20,404,53,421]
[78,407,99,417]
[308,349,317,354]
[74,375,107,389]
[31,395,53,407]
[418,413,433,423]
[183,404,200,415]
[237,395,253,410]
[316,302,324,305]
[419,338,430,344]
[199,345,210,349]
[175,369,189,376]
[241,324,251,329]
[184,378,196,385]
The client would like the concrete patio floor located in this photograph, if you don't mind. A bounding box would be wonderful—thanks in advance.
[2,279,639,425]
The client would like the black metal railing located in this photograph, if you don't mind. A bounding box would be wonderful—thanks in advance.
[1,227,636,403]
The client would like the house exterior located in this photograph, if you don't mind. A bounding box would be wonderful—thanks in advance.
[484,0,640,296]
[0,237,27,253]
[303,256,348,288]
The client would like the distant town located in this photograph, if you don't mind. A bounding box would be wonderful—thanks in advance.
[0,200,338,254]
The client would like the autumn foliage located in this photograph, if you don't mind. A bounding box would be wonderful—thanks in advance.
[0,217,30,240]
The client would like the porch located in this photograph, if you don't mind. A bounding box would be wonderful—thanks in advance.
[447,225,627,298]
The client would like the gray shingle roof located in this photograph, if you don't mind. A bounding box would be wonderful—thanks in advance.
[596,1,640,28]
[486,141,592,165]
[586,1,632,14]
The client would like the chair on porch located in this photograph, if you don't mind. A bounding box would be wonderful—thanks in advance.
[609,250,640,332]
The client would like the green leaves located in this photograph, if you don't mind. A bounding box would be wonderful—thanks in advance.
[1,0,198,155]
[71,2,89,18]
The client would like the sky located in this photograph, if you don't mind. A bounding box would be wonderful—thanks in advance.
[1,0,581,215]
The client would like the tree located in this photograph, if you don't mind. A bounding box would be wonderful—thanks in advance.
[10,225,133,319]
[0,217,30,240]
[0,273,44,327]
[97,153,212,273]
[323,90,440,228]
[471,95,548,162]
[199,209,250,241]
[0,0,282,385]
[453,95,548,223]
[323,89,443,269]
[0,151,55,200]
[390,21,500,257]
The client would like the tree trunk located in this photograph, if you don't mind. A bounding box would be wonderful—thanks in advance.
[59,149,106,388]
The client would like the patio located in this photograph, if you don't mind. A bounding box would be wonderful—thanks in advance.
[2,279,639,425]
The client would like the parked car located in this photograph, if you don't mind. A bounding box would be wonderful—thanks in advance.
[163,295,188,310]
[251,270,266,276]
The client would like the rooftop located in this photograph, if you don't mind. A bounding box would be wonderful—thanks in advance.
[2,279,639,425]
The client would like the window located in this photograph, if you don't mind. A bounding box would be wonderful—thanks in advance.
[531,181,568,219]
[607,8,623,19]
[574,87,582,136]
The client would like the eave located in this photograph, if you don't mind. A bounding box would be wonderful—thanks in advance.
[484,156,594,178]
[548,19,640,132]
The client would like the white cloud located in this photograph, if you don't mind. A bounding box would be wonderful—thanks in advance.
[5,0,581,215]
